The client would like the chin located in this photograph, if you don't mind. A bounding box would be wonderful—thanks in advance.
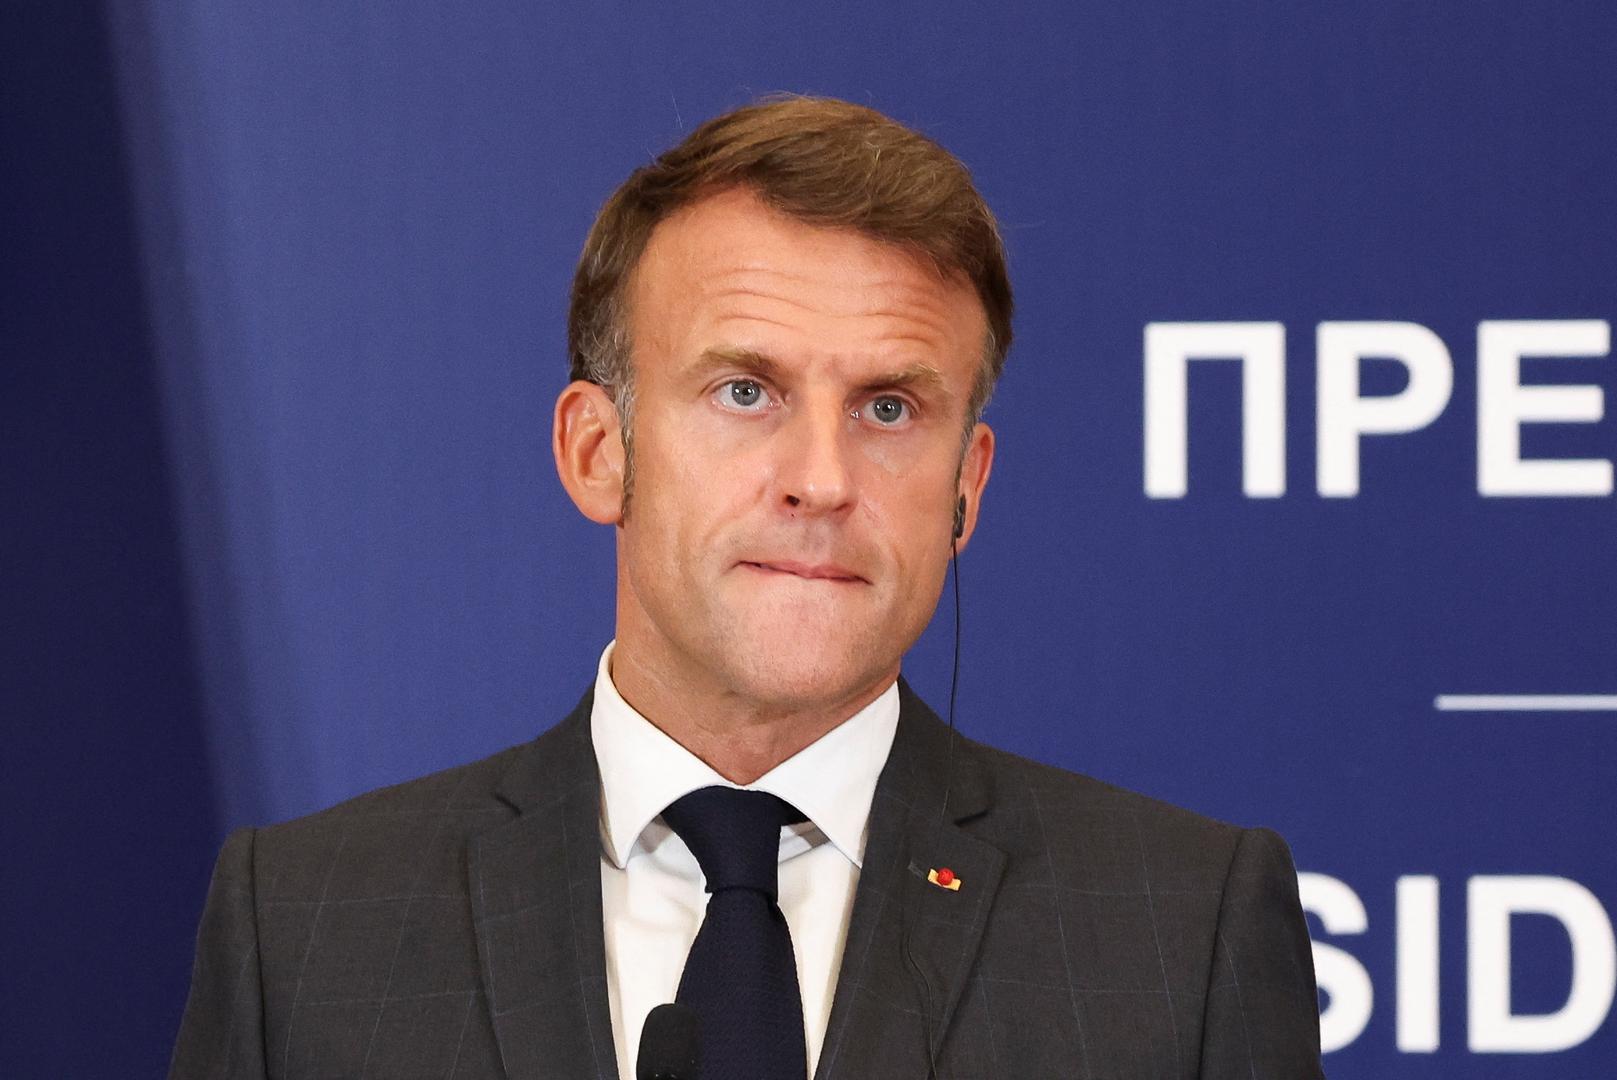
[718,636,891,712]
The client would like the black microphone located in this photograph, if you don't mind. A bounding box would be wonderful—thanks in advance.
[637,1003,700,1080]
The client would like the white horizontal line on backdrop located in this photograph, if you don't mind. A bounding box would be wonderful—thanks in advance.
[1435,695,1617,711]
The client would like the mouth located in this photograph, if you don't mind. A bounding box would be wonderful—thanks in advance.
[739,559,869,584]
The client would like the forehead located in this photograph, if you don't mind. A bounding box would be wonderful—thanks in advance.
[626,188,987,374]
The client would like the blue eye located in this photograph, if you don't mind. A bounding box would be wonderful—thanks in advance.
[719,379,771,410]
[866,396,908,425]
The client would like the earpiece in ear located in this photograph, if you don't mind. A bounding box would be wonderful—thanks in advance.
[953,495,966,540]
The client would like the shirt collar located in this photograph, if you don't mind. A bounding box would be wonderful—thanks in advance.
[590,641,899,871]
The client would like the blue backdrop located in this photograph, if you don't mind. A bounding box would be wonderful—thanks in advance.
[3,1,1613,1076]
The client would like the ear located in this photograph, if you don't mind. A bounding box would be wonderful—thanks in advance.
[553,380,626,525]
[952,421,995,552]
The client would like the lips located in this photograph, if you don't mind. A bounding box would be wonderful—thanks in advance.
[740,559,868,583]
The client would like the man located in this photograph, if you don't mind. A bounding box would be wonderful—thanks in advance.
[172,97,1323,1079]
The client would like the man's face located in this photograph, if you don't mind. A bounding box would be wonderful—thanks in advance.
[611,187,994,713]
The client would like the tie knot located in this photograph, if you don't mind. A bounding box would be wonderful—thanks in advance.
[661,786,805,897]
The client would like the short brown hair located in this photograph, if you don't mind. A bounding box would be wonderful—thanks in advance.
[568,96,1013,429]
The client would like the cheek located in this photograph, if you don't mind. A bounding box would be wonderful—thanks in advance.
[642,398,761,481]
[634,420,768,552]
[853,423,965,500]
[859,484,953,582]
[857,439,958,526]
[858,436,909,478]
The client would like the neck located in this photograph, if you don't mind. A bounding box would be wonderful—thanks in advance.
[608,642,895,785]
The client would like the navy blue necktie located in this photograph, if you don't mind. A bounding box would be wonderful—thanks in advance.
[662,786,809,1080]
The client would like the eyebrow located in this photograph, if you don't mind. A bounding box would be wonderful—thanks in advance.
[690,346,787,383]
[690,346,950,396]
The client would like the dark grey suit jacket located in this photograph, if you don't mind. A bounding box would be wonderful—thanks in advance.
[171,682,1324,1078]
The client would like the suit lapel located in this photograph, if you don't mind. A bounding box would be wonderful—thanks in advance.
[468,692,619,1080]
[817,681,1006,1079]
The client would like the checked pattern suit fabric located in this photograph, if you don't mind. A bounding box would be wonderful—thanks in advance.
[171,681,1325,1079]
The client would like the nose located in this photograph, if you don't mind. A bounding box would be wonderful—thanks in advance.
[776,399,855,518]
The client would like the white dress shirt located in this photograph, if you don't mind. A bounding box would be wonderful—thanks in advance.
[590,642,900,1080]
